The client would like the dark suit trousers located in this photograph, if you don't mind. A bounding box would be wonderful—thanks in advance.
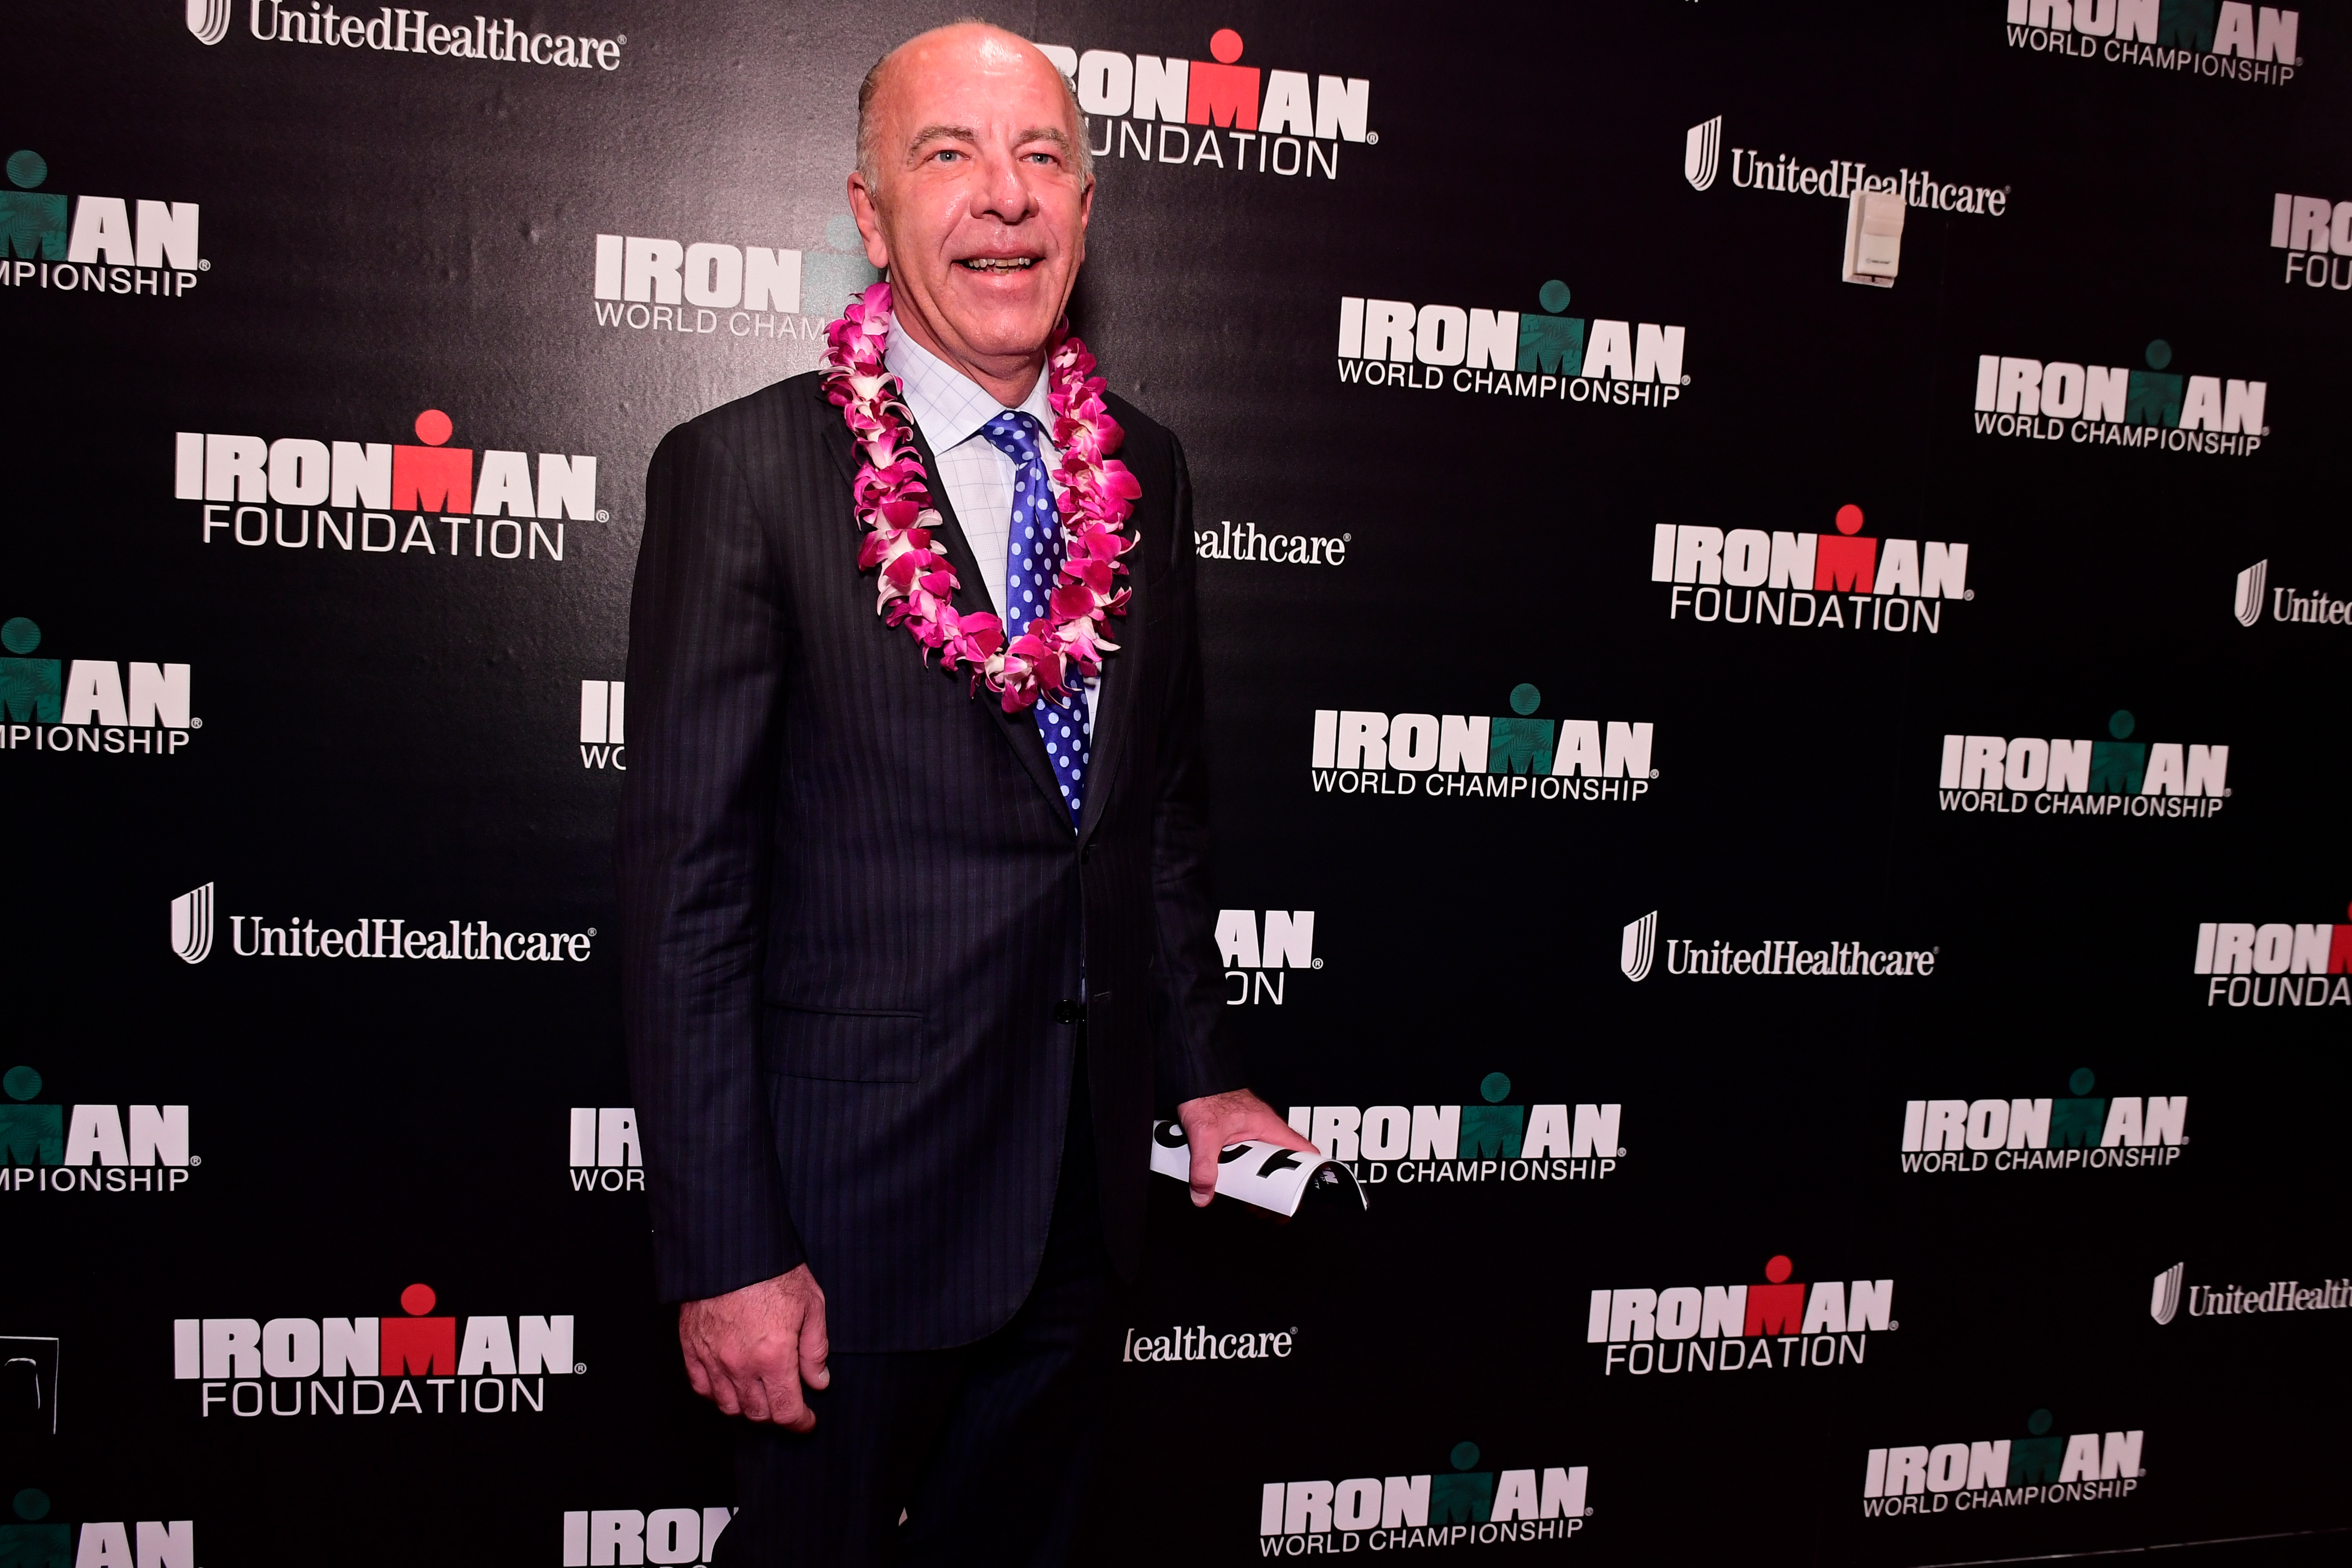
[717,1043,1123,1568]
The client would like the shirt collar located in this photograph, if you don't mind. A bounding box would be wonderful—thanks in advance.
[885,315,1057,454]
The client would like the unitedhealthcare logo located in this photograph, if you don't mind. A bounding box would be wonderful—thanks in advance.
[171,884,215,964]
[2150,1261,2352,1323]
[1620,912,1657,982]
[1620,910,1936,981]
[2151,1262,2183,1324]
[2236,558,2352,628]
[190,3,628,69]
[1684,116,1722,191]
[2236,560,2267,626]
[185,1,233,46]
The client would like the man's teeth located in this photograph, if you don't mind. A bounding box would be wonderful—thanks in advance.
[959,257,1037,271]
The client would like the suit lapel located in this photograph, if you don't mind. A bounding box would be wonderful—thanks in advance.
[1073,575,1133,846]
[818,377,1130,836]
[897,415,1068,823]
[814,377,860,488]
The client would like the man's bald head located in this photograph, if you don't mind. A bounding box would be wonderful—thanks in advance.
[841,17,1098,404]
[856,20,1090,188]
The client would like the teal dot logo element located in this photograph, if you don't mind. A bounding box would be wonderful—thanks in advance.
[1509,684,1540,715]
[2145,339,2172,370]
[2108,710,2135,740]
[1481,1072,1511,1104]
[1451,1441,1481,1470]
[1,617,38,655]
[3,1066,40,1101]
[5,150,45,190]
[1537,279,1571,314]
[2027,1409,2053,1436]
[2069,1068,2095,1095]
[12,1489,48,1522]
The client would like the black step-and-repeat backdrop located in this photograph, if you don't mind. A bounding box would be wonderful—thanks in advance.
[6,2,2348,1564]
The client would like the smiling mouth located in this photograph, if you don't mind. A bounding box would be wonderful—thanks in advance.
[957,256,1039,272]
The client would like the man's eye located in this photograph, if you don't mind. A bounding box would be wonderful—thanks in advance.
[934,149,963,163]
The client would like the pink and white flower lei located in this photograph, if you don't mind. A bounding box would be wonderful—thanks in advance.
[820,280,1138,714]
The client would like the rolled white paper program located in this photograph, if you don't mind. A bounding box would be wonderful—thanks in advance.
[1148,1121,1368,1217]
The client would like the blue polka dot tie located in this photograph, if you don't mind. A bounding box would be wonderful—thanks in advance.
[980,410,1091,827]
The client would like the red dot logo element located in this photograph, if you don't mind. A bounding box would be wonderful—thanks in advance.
[1834,504,1864,536]
[400,1283,437,1315]
[1209,28,1244,63]
[413,409,453,446]
[1764,1255,1793,1284]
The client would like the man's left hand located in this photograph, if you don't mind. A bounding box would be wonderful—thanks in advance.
[1172,1088,1320,1207]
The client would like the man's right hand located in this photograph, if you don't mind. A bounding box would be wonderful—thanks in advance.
[677,1264,830,1430]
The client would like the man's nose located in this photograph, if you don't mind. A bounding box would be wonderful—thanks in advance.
[973,145,1038,223]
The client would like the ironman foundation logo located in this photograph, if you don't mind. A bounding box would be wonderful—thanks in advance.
[1620,912,1937,980]
[1972,339,2266,456]
[1587,1254,1893,1377]
[1036,29,1373,182]
[1864,1408,2144,1516]
[2192,906,2352,1007]
[1937,709,2229,819]
[1,1064,195,1196]
[173,410,600,565]
[0,148,206,299]
[1261,1442,1589,1554]
[1217,909,1317,1006]
[2004,0,2298,85]
[1286,1073,1623,1189]
[1310,684,1655,805]
[1336,279,1686,408]
[2270,192,2352,291]
[173,1283,577,1417]
[0,617,198,759]
[1651,505,1969,634]
[1900,1070,2186,1173]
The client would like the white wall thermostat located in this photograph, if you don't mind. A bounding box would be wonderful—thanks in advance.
[1844,189,1905,286]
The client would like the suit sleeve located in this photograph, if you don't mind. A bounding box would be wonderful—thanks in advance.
[1147,434,1248,1107]
[617,418,803,1303]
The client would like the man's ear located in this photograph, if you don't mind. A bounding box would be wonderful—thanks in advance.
[845,174,892,269]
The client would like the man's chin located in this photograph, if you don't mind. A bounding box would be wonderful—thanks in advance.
[931,300,1062,362]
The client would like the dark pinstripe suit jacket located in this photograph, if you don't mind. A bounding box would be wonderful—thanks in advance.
[617,368,1241,1351]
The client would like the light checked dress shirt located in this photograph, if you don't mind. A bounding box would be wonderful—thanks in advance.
[884,323,1107,741]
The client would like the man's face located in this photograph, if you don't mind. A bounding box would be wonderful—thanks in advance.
[849,27,1091,377]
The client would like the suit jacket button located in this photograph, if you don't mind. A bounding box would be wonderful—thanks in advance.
[1053,999,1082,1025]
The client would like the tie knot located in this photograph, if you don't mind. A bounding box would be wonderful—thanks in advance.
[981,410,1045,461]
